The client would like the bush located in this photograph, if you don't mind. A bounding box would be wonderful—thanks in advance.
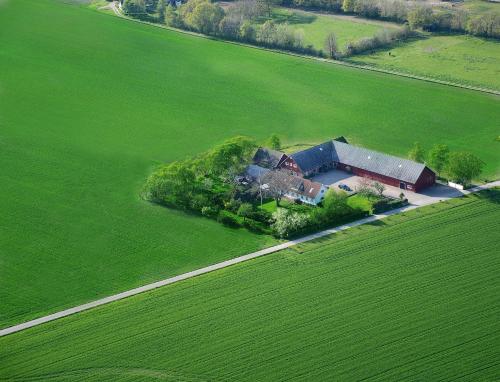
[248,209,272,224]
[224,198,242,213]
[243,218,267,233]
[372,197,407,214]
[271,208,311,238]
[217,210,241,227]
[201,206,219,217]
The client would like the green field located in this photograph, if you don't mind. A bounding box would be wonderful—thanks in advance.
[461,0,500,16]
[1,191,499,380]
[260,8,398,51]
[1,0,499,329]
[351,34,500,90]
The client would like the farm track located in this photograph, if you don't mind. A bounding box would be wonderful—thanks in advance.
[108,2,500,96]
[1,181,498,338]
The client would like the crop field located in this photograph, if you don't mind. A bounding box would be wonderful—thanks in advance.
[259,8,398,51]
[351,34,500,91]
[1,190,499,380]
[1,0,499,330]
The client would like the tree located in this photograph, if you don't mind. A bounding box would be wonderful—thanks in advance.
[407,5,433,30]
[372,181,385,197]
[257,20,277,45]
[268,134,281,150]
[408,142,425,163]
[219,16,242,39]
[342,0,356,13]
[257,0,277,18]
[427,144,449,176]
[189,0,225,35]
[271,209,310,238]
[324,32,338,59]
[237,203,254,221]
[356,177,376,197]
[264,171,291,206]
[240,20,256,41]
[165,4,182,27]
[322,189,350,216]
[157,0,167,23]
[446,152,484,186]
[122,0,146,16]
[207,136,257,178]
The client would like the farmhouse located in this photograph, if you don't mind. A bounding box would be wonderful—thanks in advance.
[253,147,287,169]
[279,139,436,192]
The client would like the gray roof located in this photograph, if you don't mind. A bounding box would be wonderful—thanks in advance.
[289,141,334,172]
[245,164,270,179]
[289,139,430,184]
[332,141,427,184]
[262,170,324,198]
[253,148,286,169]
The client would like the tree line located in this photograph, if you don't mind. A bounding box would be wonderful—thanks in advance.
[283,0,500,39]
[122,0,417,58]
[407,142,484,187]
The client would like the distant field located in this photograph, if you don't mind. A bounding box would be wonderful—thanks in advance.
[351,34,500,90]
[0,0,499,329]
[1,191,499,381]
[461,0,500,16]
[258,8,398,51]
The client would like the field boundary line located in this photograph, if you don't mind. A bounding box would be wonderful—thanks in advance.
[105,2,499,96]
[1,181,498,337]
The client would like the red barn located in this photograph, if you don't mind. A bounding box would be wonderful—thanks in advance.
[279,140,435,192]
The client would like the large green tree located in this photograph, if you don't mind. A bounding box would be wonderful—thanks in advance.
[427,144,450,176]
[408,142,425,163]
[446,152,484,186]
[157,0,167,23]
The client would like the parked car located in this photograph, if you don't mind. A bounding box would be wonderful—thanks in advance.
[338,183,352,192]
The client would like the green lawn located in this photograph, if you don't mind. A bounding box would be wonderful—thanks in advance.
[350,34,500,91]
[261,8,399,51]
[347,194,374,212]
[0,0,499,329]
[1,191,499,380]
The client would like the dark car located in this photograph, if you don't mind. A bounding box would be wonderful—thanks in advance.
[338,183,352,192]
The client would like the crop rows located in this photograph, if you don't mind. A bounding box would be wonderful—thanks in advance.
[1,191,499,381]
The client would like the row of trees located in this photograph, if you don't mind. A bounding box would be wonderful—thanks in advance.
[408,142,484,186]
[123,0,413,59]
[282,0,500,39]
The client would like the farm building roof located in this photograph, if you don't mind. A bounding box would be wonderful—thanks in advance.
[253,147,286,169]
[331,141,428,184]
[289,141,334,173]
[245,164,270,179]
[263,171,324,198]
[289,139,430,184]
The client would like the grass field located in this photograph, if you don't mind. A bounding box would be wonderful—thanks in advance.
[351,34,500,90]
[461,0,500,16]
[259,8,398,51]
[0,0,499,330]
[1,190,499,381]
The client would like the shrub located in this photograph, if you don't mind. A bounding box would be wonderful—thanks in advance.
[243,218,267,233]
[271,208,311,238]
[372,197,407,214]
[248,209,271,224]
[224,198,242,213]
[201,206,219,217]
[217,210,241,227]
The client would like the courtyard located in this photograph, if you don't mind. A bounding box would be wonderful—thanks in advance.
[312,169,465,207]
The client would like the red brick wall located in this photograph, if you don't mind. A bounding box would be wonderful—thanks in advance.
[337,163,435,192]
